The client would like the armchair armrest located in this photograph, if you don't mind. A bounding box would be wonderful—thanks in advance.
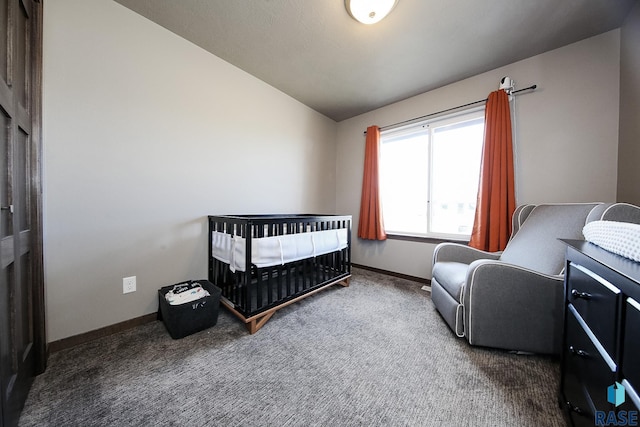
[462,260,564,354]
[433,242,501,265]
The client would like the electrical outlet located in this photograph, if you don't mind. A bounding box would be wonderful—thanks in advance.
[123,276,136,294]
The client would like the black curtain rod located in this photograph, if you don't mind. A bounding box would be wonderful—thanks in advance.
[364,84,537,134]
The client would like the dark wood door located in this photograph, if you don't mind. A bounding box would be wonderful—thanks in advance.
[0,1,44,426]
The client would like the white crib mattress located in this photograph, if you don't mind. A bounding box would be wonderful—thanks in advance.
[211,229,349,272]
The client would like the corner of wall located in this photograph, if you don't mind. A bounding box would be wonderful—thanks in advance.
[617,2,640,204]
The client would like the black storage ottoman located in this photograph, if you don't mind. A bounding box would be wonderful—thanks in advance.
[158,279,221,339]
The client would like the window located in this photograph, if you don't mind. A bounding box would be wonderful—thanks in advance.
[379,109,484,239]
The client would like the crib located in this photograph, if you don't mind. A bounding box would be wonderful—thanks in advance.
[208,214,352,333]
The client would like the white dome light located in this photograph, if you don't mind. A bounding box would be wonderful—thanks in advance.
[345,0,398,25]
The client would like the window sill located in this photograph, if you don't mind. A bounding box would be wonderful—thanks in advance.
[386,233,470,245]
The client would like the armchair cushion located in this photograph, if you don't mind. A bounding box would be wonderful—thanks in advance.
[431,262,467,300]
[499,203,598,275]
[433,242,501,264]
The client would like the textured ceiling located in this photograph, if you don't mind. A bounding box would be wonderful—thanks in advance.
[113,0,636,121]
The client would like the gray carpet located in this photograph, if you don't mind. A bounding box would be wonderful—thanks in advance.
[19,268,566,426]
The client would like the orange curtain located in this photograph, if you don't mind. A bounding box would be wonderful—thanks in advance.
[469,90,515,251]
[358,126,387,240]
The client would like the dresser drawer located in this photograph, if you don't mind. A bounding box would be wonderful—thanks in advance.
[622,298,640,394]
[567,262,621,356]
[561,364,594,427]
[563,305,617,416]
[619,379,640,414]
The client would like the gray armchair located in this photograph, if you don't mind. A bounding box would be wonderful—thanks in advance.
[431,202,640,355]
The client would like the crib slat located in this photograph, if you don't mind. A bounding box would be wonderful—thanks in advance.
[324,253,329,282]
[296,260,302,294]
[276,265,283,301]
[266,267,274,305]
[256,265,263,309]
[310,258,315,290]
[286,261,293,298]
[301,259,308,291]
[234,270,242,311]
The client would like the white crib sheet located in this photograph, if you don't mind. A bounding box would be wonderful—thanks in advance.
[211,229,348,272]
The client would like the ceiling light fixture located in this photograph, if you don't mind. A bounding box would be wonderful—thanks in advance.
[345,0,398,25]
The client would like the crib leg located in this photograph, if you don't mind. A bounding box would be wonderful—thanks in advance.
[247,311,275,334]
[223,274,352,334]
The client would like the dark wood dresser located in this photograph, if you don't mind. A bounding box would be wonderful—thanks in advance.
[560,240,640,426]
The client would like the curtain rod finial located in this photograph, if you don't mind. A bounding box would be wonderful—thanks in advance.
[499,76,513,92]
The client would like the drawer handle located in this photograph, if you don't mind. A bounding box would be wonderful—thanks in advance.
[569,346,590,358]
[566,401,584,414]
[571,289,592,300]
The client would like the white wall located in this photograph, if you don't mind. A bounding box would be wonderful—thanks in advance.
[43,0,337,342]
[336,30,621,280]
[618,2,640,204]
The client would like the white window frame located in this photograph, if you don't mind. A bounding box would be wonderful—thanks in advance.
[379,107,485,240]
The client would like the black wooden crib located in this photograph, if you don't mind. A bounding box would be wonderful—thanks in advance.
[208,214,352,333]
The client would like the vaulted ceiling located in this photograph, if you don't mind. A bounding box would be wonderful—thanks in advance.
[114,0,637,121]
